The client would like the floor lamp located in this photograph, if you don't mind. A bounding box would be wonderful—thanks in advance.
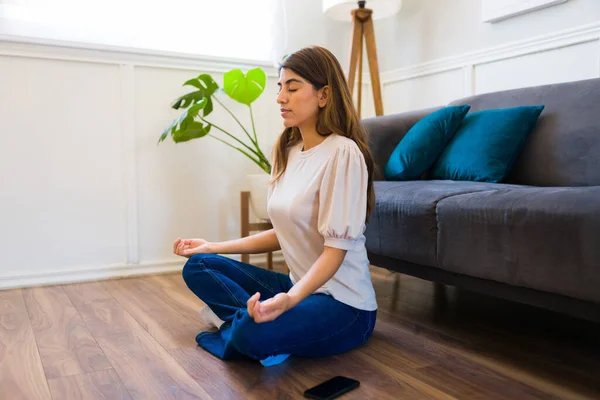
[323,0,402,118]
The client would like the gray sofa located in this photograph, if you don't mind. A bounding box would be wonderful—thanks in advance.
[362,77,600,322]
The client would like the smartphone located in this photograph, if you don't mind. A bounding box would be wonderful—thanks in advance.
[304,376,360,399]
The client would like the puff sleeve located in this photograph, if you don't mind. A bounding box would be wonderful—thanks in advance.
[318,144,368,250]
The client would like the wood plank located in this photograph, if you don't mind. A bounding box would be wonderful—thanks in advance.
[171,348,390,400]
[139,274,205,320]
[412,359,555,400]
[374,298,600,400]
[102,277,206,349]
[65,282,211,400]
[364,329,441,370]
[22,286,112,379]
[70,297,133,338]
[63,282,131,337]
[171,349,311,400]
[94,323,210,399]
[47,369,131,400]
[283,350,440,400]
[62,281,114,305]
[0,289,52,400]
[354,348,456,400]
[373,317,554,400]
[169,348,250,400]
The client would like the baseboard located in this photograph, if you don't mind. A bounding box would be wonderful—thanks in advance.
[0,253,286,290]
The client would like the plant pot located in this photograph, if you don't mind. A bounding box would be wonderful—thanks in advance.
[247,173,271,221]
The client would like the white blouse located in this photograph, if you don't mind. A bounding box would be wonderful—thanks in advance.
[267,133,378,311]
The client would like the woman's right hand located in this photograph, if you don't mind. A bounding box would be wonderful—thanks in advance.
[173,237,213,258]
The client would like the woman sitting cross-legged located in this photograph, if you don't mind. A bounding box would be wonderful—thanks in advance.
[173,45,378,367]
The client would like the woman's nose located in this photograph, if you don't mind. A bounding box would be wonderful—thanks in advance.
[277,91,287,104]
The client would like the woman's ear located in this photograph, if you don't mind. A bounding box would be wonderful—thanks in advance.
[318,86,329,108]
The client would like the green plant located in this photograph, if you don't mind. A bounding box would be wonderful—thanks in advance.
[158,68,272,174]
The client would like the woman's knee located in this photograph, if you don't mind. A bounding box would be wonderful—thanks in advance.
[181,253,216,286]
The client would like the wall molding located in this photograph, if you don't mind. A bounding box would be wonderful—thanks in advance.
[379,21,600,85]
[598,39,600,77]
[0,34,279,76]
[119,64,139,265]
[463,65,475,96]
[0,253,285,290]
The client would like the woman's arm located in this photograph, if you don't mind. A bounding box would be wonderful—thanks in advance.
[209,228,281,255]
[175,229,281,258]
[247,246,346,323]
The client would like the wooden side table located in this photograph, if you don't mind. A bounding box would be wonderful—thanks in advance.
[240,191,274,270]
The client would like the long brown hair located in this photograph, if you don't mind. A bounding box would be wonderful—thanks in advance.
[269,46,375,223]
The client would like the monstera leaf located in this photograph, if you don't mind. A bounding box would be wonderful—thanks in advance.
[172,121,211,143]
[158,98,209,143]
[171,74,218,117]
[157,67,271,174]
[223,68,266,105]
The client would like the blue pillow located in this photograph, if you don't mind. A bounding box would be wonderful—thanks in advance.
[430,105,545,182]
[384,105,471,181]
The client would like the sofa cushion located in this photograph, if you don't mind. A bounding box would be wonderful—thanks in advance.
[362,107,442,180]
[436,186,600,304]
[366,180,508,267]
[384,105,470,181]
[430,105,544,183]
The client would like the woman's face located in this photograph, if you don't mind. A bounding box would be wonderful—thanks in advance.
[276,68,326,130]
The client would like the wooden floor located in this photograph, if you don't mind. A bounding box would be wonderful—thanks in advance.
[1,262,599,400]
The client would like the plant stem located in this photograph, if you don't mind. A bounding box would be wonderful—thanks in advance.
[199,116,265,163]
[248,104,271,168]
[209,135,269,174]
[213,96,258,147]
[249,104,259,145]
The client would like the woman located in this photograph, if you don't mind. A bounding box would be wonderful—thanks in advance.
[173,46,377,367]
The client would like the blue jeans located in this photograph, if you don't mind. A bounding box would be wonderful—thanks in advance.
[182,254,377,361]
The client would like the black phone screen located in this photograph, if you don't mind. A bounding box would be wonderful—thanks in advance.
[304,376,360,399]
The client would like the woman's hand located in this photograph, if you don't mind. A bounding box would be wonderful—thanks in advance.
[247,292,291,323]
[173,237,212,258]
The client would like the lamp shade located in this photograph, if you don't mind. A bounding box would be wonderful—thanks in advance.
[323,0,402,21]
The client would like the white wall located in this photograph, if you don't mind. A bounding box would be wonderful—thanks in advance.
[0,39,285,288]
[373,0,600,71]
[353,0,600,117]
[272,0,348,65]
[0,0,354,289]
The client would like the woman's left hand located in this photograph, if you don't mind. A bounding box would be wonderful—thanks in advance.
[247,292,292,323]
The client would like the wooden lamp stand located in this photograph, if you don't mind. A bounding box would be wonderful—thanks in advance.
[347,1,384,119]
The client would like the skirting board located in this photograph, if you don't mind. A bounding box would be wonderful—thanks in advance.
[0,253,286,290]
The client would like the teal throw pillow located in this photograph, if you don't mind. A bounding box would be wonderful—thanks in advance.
[430,105,545,182]
[384,105,471,181]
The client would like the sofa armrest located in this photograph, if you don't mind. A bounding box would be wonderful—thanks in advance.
[362,107,441,180]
